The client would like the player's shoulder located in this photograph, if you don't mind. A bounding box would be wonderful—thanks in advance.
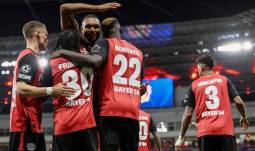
[18,48,36,59]
[17,49,38,64]
[211,74,228,82]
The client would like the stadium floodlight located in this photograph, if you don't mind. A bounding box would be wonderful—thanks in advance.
[217,42,242,52]
[39,57,48,67]
[242,41,253,50]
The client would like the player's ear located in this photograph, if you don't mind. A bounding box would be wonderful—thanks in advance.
[34,29,40,37]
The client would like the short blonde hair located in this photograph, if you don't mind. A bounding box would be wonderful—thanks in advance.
[22,21,45,39]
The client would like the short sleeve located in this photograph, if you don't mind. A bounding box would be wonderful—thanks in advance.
[227,79,239,99]
[90,39,109,63]
[183,86,195,108]
[17,54,38,84]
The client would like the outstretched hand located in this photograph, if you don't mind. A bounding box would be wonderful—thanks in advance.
[97,2,121,12]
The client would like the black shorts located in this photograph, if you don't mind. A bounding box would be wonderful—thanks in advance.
[53,128,99,151]
[198,135,237,151]
[9,132,46,151]
[98,116,139,151]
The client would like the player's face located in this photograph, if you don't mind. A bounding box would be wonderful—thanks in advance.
[36,27,48,51]
[81,17,100,43]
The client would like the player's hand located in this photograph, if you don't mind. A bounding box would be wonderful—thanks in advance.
[97,2,121,12]
[52,82,75,97]
[240,117,249,130]
[140,83,149,96]
[175,137,184,151]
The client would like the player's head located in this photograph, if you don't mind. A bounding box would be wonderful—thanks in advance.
[81,14,100,43]
[196,55,215,76]
[54,29,80,51]
[22,21,48,50]
[101,17,121,38]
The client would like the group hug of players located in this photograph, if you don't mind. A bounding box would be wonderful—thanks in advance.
[9,2,249,151]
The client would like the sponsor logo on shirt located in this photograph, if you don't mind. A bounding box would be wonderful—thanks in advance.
[91,44,101,53]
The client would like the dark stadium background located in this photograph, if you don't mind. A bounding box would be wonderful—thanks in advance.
[0,0,255,150]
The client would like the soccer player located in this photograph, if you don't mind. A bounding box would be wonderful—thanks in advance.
[52,17,146,151]
[9,21,75,151]
[175,55,249,151]
[43,29,99,151]
[138,110,162,151]
[59,2,121,120]
[60,2,121,48]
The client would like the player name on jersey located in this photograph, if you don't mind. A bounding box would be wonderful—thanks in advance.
[115,45,140,57]
[58,61,75,71]
[197,78,222,87]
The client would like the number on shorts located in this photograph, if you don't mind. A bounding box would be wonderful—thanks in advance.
[205,85,220,109]
[112,54,141,87]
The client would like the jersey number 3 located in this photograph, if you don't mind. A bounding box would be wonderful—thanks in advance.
[205,85,220,109]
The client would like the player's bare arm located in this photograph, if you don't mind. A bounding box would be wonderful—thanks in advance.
[175,106,194,151]
[152,131,162,151]
[60,2,121,31]
[233,96,249,130]
[51,49,103,68]
[17,81,75,98]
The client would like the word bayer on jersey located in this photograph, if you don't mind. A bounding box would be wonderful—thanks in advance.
[65,98,91,107]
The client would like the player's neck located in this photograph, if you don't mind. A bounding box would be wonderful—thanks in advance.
[202,70,214,76]
[26,40,40,55]
[108,33,121,39]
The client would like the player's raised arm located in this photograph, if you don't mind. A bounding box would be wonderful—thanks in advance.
[60,2,121,31]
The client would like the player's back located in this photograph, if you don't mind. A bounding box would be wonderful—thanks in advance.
[98,38,144,120]
[50,57,96,135]
[191,74,234,137]
[138,110,151,151]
